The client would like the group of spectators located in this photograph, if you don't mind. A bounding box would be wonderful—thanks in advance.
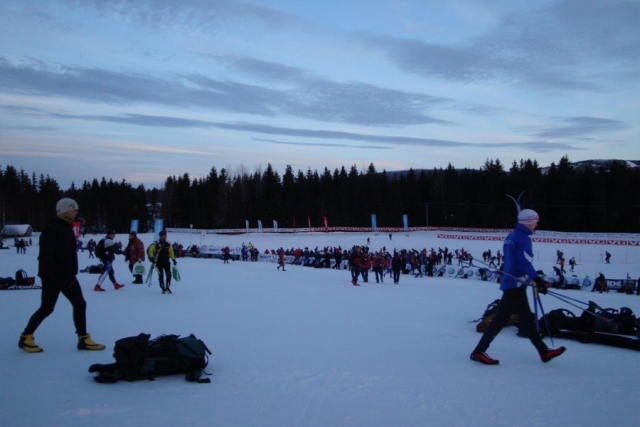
[252,244,503,285]
[14,237,31,254]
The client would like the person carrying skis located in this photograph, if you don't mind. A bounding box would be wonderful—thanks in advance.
[147,230,177,294]
[470,209,566,365]
[94,230,125,292]
[125,231,145,284]
[19,198,105,353]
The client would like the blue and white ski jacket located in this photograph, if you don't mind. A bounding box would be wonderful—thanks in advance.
[500,223,540,291]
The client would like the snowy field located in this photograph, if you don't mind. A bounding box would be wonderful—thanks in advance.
[1,230,639,427]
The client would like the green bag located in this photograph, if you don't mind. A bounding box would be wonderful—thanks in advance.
[172,265,181,282]
[133,261,146,275]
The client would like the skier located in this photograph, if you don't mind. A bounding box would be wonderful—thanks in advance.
[125,231,145,284]
[94,230,125,292]
[147,230,177,294]
[605,251,611,264]
[470,209,566,365]
[19,198,105,353]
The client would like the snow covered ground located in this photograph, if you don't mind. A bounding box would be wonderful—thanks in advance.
[1,230,639,427]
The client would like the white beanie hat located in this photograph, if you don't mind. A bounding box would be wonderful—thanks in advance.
[56,198,79,215]
[518,209,539,225]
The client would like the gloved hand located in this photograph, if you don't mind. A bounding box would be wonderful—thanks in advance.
[172,259,177,266]
[533,277,549,294]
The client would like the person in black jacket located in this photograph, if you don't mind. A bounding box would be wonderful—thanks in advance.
[391,252,403,284]
[147,230,177,294]
[19,198,105,353]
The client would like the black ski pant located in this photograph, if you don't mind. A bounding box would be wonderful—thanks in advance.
[157,262,171,289]
[474,286,548,355]
[392,268,401,283]
[374,267,384,283]
[23,277,87,336]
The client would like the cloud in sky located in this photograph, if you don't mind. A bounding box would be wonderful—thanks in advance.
[0,0,637,188]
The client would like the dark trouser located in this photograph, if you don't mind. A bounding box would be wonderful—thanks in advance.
[351,266,360,282]
[374,268,384,282]
[393,269,401,283]
[23,277,87,336]
[474,286,548,355]
[157,262,171,289]
[361,268,369,282]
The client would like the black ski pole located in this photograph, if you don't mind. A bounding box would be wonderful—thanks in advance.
[533,287,554,345]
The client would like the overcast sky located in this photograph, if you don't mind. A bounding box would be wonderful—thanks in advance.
[1,0,638,189]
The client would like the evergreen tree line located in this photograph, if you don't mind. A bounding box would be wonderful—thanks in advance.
[1,156,638,234]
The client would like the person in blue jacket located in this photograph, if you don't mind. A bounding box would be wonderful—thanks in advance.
[470,209,566,365]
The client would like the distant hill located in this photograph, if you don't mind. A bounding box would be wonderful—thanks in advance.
[385,159,639,179]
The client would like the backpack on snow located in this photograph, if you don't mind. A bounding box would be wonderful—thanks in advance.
[537,308,584,337]
[88,333,212,384]
[95,239,106,259]
[539,302,640,351]
[14,269,35,286]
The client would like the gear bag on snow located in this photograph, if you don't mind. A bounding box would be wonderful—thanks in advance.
[88,333,212,383]
[538,302,640,351]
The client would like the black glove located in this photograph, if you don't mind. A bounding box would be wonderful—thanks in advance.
[533,277,548,294]
[172,259,177,266]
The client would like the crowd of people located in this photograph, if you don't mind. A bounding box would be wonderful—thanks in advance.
[14,237,31,254]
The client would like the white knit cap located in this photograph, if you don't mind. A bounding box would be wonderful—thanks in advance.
[518,209,539,225]
[56,198,79,215]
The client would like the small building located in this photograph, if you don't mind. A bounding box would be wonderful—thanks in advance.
[1,224,34,238]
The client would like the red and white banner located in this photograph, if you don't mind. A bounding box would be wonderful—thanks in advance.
[72,221,82,240]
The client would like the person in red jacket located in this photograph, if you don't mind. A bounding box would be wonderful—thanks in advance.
[277,248,286,271]
[125,231,146,284]
[360,249,372,283]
